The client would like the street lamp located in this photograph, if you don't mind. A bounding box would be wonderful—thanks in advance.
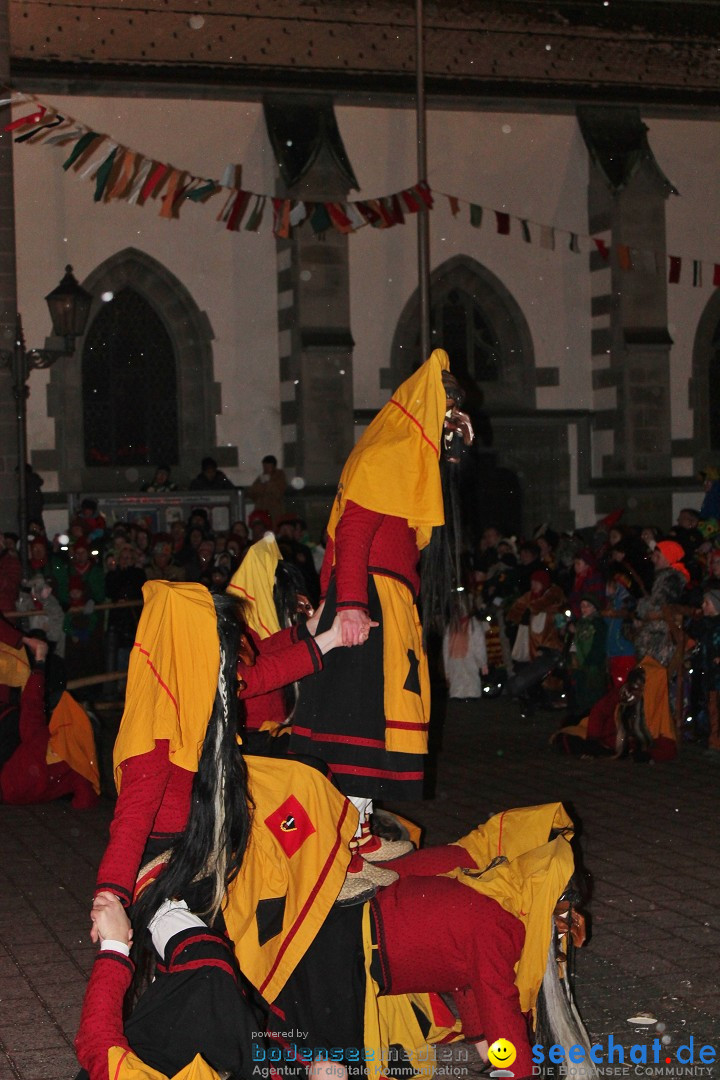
[1,266,93,575]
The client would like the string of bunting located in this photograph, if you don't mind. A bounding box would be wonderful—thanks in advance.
[3,90,718,287]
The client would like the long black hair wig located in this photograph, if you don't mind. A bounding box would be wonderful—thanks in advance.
[127,593,253,1002]
[419,461,463,645]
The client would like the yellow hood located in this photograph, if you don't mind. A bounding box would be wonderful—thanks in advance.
[112,581,219,789]
[327,349,449,550]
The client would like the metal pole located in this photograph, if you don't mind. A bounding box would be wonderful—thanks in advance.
[415,0,431,361]
[13,314,28,576]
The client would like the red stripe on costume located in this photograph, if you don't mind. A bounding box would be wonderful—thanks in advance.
[168,957,236,979]
[112,1049,131,1080]
[331,765,425,782]
[388,399,439,456]
[497,810,506,856]
[291,725,386,750]
[227,583,273,636]
[428,991,460,1033]
[169,932,232,968]
[385,721,429,731]
[132,643,180,718]
[259,799,351,995]
[132,862,168,903]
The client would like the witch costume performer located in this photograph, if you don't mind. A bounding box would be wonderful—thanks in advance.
[289,350,473,885]
[79,587,597,1080]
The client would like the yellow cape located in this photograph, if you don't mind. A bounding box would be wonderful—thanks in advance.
[227,534,281,639]
[46,692,101,794]
[451,803,575,1015]
[112,582,219,790]
[107,1048,221,1080]
[0,638,30,690]
[223,755,358,1002]
[327,349,449,551]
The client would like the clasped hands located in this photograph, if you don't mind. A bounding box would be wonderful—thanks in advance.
[338,608,379,647]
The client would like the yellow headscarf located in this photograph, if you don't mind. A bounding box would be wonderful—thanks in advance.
[327,349,449,550]
[46,692,101,794]
[447,803,575,1016]
[227,533,281,640]
[0,638,30,690]
[112,582,220,790]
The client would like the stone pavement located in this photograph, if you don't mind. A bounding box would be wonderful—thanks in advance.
[1,696,720,1080]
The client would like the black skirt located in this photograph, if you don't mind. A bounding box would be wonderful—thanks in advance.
[290,577,425,801]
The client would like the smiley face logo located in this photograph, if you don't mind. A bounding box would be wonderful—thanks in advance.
[487,1039,517,1070]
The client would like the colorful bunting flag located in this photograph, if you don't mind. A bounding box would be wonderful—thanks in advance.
[310,202,331,235]
[4,104,47,131]
[617,244,632,271]
[289,202,308,227]
[539,225,555,250]
[93,148,117,202]
[272,197,291,238]
[62,132,100,171]
[140,162,170,202]
[15,113,65,143]
[593,237,610,260]
[245,195,266,232]
[400,188,420,214]
[4,88,720,276]
[326,202,355,234]
[225,190,251,232]
[470,204,483,229]
[414,181,434,209]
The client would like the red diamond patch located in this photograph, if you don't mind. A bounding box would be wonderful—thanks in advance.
[264,794,316,858]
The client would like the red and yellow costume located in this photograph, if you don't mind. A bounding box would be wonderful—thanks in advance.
[95,581,323,905]
[290,350,450,799]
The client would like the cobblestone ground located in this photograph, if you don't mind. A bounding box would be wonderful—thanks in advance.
[1,696,719,1079]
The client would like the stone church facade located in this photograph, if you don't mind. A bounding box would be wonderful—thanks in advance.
[1,2,719,538]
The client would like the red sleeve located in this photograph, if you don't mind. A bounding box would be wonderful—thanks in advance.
[0,614,23,649]
[18,670,47,743]
[95,743,173,906]
[75,951,133,1080]
[0,554,21,613]
[253,627,296,656]
[333,502,384,611]
[240,635,322,699]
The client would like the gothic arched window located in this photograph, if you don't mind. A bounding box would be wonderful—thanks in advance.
[47,248,228,493]
[432,287,501,384]
[82,288,178,468]
[391,256,535,410]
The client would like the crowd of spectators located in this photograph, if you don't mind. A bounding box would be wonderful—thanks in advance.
[2,459,720,749]
[0,452,320,691]
[458,466,720,758]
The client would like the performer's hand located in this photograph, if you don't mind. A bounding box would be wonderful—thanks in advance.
[90,891,132,947]
[22,636,48,663]
[315,615,345,654]
[306,601,325,636]
[339,608,372,646]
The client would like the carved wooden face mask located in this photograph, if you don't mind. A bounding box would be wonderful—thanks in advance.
[441,371,474,463]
